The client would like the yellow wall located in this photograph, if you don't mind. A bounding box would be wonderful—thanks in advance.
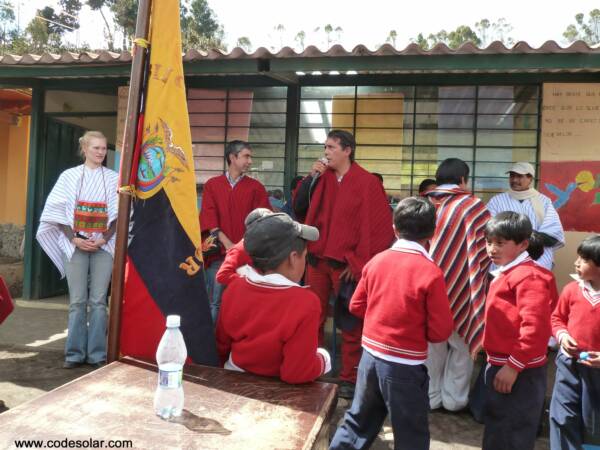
[0,113,30,225]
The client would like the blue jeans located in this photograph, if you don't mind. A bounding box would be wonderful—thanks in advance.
[550,352,600,450]
[204,258,224,325]
[329,350,430,450]
[63,248,112,364]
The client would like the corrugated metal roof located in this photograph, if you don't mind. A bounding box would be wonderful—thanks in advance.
[1,40,598,66]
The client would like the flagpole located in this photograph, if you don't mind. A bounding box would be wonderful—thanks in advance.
[107,0,152,363]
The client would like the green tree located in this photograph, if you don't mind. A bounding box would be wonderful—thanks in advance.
[181,0,225,51]
[294,30,306,50]
[87,0,115,50]
[273,23,285,49]
[475,18,490,46]
[324,23,333,47]
[492,18,514,46]
[386,29,397,47]
[0,1,15,52]
[563,9,600,44]
[236,36,251,52]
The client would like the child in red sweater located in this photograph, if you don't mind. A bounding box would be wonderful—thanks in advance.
[482,212,555,450]
[550,235,600,449]
[215,212,331,384]
[329,197,454,450]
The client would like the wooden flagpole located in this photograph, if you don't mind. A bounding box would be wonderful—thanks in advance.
[107,0,152,363]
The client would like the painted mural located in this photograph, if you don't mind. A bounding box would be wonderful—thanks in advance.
[540,161,600,232]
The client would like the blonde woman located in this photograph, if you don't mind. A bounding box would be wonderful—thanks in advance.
[37,131,119,369]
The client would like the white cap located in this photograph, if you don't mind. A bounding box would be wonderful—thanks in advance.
[506,162,535,177]
[166,315,180,328]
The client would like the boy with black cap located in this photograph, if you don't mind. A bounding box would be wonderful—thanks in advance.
[215,212,331,384]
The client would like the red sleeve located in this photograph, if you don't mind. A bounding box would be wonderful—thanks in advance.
[349,266,369,319]
[507,276,552,372]
[215,299,231,367]
[253,183,272,211]
[344,178,393,279]
[426,272,454,343]
[200,180,220,232]
[551,284,573,342]
[216,241,252,286]
[279,297,324,384]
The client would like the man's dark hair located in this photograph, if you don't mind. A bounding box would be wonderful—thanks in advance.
[224,140,250,166]
[393,197,436,241]
[485,211,532,244]
[252,237,306,272]
[327,129,356,162]
[577,235,600,267]
[435,158,469,185]
[527,231,545,261]
[418,178,437,194]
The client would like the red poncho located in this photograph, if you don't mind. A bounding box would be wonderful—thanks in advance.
[304,163,394,279]
[426,187,491,354]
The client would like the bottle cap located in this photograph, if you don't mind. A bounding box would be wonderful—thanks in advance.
[166,315,180,328]
[579,351,589,361]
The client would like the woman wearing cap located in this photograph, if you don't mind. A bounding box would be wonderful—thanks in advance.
[37,131,119,369]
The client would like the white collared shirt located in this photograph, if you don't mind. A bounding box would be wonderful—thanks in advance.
[391,239,433,262]
[225,171,245,188]
[237,265,300,287]
[490,251,530,280]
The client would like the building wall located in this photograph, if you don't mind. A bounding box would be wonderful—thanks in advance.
[0,112,30,258]
[539,83,600,289]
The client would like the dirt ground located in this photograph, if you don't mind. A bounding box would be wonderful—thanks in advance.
[0,297,552,449]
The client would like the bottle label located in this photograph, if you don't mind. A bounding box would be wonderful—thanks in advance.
[158,365,183,389]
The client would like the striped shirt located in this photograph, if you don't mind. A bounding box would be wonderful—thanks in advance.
[36,165,119,277]
[487,192,565,270]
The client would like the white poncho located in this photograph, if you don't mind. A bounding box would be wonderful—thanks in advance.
[36,165,119,277]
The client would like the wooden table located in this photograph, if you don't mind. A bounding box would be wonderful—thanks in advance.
[0,357,338,450]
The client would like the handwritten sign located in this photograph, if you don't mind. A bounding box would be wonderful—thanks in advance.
[541,83,600,161]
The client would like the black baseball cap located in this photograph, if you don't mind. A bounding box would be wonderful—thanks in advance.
[244,212,319,269]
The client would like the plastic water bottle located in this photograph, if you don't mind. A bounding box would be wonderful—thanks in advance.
[154,315,187,419]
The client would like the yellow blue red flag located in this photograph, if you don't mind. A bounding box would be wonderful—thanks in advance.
[120,0,218,366]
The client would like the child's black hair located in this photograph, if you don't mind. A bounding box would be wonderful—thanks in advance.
[484,211,532,244]
[577,235,600,267]
[418,178,436,194]
[436,158,469,185]
[393,197,436,241]
[527,230,544,261]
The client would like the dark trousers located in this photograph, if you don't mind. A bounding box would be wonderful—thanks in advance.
[482,363,547,450]
[329,350,430,450]
[550,352,600,450]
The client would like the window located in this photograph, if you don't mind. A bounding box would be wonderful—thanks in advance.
[297,85,539,202]
[187,87,287,191]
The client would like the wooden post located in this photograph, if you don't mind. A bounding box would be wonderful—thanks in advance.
[107,0,152,363]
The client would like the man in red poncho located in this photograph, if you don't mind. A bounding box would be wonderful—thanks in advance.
[200,140,271,324]
[294,129,394,398]
[424,158,491,412]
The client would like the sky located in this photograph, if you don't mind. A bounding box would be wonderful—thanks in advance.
[12,0,600,51]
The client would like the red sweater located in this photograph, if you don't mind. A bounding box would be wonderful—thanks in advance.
[483,260,555,372]
[349,247,454,360]
[215,240,251,286]
[303,163,394,280]
[200,174,270,252]
[216,275,326,384]
[552,281,600,352]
